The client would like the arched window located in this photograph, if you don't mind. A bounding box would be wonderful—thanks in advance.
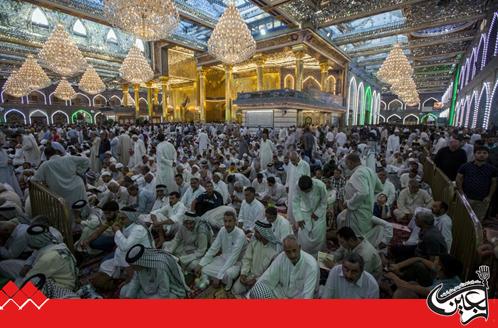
[73,19,87,37]
[135,38,145,52]
[107,28,118,44]
[31,7,49,27]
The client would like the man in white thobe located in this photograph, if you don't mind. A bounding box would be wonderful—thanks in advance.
[249,235,319,299]
[293,176,327,258]
[238,187,265,233]
[17,131,41,166]
[151,191,187,240]
[377,168,396,207]
[196,211,247,291]
[181,177,206,210]
[264,206,293,251]
[259,130,276,170]
[232,220,279,296]
[89,132,101,173]
[156,134,177,194]
[337,153,383,238]
[386,130,400,159]
[117,130,133,166]
[213,173,229,204]
[32,147,89,226]
[197,129,209,155]
[128,135,146,169]
[286,151,311,225]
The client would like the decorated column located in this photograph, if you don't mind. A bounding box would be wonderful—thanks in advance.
[133,84,140,115]
[160,76,169,121]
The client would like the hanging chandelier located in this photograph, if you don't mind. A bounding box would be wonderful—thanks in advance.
[120,45,154,84]
[79,65,106,95]
[207,2,256,65]
[2,70,29,98]
[103,0,179,41]
[38,24,87,77]
[54,78,77,101]
[17,55,51,91]
[377,43,413,85]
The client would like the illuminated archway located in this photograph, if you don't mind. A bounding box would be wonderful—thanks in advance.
[346,77,357,126]
[29,109,49,124]
[363,86,372,125]
[420,113,438,123]
[51,110,69,124]
[475,83,489,128]
[356,82,365,125]
[284,74,295,89]
[71,109,93,123]
[3,109,27,124]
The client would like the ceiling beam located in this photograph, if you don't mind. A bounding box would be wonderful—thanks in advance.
[332,13,484,45]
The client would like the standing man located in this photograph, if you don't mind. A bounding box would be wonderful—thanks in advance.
[456,146,497,221]
[156,133,177,193]
[293,176,327,257]
[435,138,467,181]
[386,129,400,159]
[260,129,276,170]
[117,130,132,166]
[286,151,311,225]
[337,153,383,237]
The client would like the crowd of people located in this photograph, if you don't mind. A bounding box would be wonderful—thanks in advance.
[0,121,497,299]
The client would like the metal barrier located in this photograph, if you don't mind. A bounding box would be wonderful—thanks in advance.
[423,158,482,280]
[28,181,74,253]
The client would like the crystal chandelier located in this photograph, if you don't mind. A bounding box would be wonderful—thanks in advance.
[377,44,413,85]
[54,78,77,100]
[38,24,87,77]
[2,70,29,98]
[79,65,106,95]
[120,46,154,84]
[207,2,256,65]
[103,0,179,41]
[17,55,51,91]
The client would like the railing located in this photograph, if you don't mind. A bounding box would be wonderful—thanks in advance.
[423,158,483,280]
[29,181,74,253]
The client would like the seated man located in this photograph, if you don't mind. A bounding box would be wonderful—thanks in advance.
[321,253,379,299]
[386,254,463,298]
[96,208,153,291]
[264,206,293,248]
[98,181,129,208]
[79,201,119,254]
[21,224,78,292]
[151,184,169,211]
[72,200,104,254]
[238,187,265,234]
[260,176,287,206]
[232,220,279,296]
[180,177,206,210]
[249,235,319,299]
[251,173,267,197]
[393,179,433,223]
[168,211,213,272]
[196,211,247,291]
[127,184,154,214]
[405,201,452,251]
[328,227,382,279]
[191,181,223,217]
[150,191,187,246]
[120,244,189,299]
[390,210,448,287]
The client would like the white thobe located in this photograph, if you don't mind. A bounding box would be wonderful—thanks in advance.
[128,139,146,168]
[252,178,268,196]
[338,165,383,237]
[260,139,276,169]
[286,160,311,224]
[90,137,101,173]
[213,180,229,204]
[269,215,293,251]
[386,135,400,158]
[21,134,41,166]
[117,134,133,165]
[238,199,265,231]
[32,155,89,219]
[197,132,209,154]
[293,178,327,257]
[199,226,246,281]
[378,179,396,206]
[181,186,206,210]
[257,251,319,299]
[151,201,187,234]
[156,141,177,193]
[335,132,347,147]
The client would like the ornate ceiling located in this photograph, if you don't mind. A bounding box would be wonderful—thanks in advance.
[1,0,496,94]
